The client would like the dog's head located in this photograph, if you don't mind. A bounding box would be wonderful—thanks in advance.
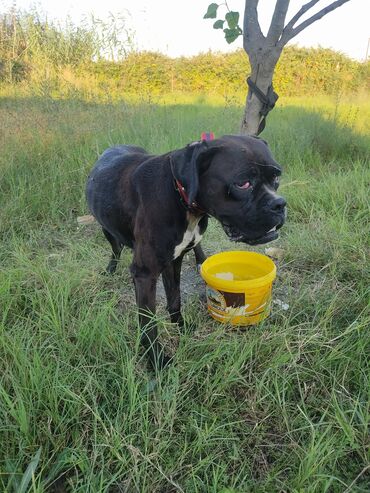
[171,134,286,245]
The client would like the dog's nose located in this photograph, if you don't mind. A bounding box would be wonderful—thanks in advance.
[270,196,286,213]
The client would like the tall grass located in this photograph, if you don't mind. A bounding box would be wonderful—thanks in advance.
[0,91,369,492]
[0,6,134,83]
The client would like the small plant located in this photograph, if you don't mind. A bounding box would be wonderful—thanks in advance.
[204,2,242,44]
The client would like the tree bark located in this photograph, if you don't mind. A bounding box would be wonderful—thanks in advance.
[240,48,281,135]
[240,0,285,135]
[241,66,272,135]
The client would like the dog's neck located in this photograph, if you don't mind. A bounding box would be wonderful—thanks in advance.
[169,158,206,215]
[173,178,206,215]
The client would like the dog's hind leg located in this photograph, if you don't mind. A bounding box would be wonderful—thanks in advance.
[102,228,123,274]
[193,243,207,271]
[162,256,184,327]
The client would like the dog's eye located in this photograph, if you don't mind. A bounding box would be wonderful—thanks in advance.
[236,181,252,190]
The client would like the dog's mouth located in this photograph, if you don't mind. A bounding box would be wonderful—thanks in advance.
[222,223,283,245]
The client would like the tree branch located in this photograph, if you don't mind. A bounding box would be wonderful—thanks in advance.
[243,0,265,53]
[279,0,352,46]
[282,0,320,36]
[266,0,290,44]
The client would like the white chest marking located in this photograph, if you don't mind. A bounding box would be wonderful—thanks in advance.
[174,215,203,259]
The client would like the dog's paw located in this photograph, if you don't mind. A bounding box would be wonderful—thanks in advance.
[160,353,173,369]
[150,352,173,371]
[105,261,118,275]
[180,320,197,335]
[176,315,196,334]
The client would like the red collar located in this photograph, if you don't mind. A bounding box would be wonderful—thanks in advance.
[173,178,206,215]
[169,156,206,215]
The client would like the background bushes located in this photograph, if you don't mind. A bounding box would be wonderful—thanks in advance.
[82,48,369,97]
[1,7,369,97]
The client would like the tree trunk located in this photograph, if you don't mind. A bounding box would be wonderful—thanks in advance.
[238,0,351,135]
[240,53,280,135]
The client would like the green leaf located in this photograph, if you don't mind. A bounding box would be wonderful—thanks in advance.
[224,28,241,44]
[18,447,42,493]
[213,19,225,30]
[225,11,240,29]
[204,3,219,19]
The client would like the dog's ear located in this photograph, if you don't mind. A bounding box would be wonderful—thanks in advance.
[243,134,269,147]
[171,141,221,204]
[257,137,269,146]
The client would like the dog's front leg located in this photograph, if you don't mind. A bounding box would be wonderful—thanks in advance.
[193,243,207,270]
[162,256,184,328]
[131,264,172,370]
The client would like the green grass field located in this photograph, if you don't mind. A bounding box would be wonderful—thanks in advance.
[0,91,369,492]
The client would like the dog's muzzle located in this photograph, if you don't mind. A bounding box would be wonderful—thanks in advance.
[222,221,285,245]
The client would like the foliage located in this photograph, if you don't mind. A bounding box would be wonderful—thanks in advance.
[204,2,242,44]
[0,6,368,98]
[80,48,369,98]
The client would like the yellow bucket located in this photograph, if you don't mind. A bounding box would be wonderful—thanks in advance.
[200,251,277,326]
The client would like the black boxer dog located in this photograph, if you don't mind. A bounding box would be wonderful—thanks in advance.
[86,135,286,369]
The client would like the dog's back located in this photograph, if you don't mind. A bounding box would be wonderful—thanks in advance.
[87,145,147,181]
[86,145,148,245]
